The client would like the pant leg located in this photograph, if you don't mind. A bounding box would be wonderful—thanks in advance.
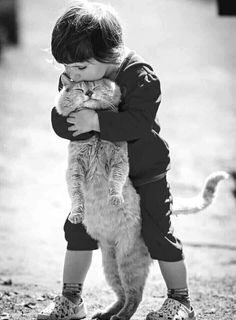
[64,215,99,251]
[136,177,184,262]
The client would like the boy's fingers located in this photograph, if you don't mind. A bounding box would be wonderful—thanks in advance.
[66,118,75,123]
[68,112,77,118]
[72,131,80,136]
[68,125,76,131]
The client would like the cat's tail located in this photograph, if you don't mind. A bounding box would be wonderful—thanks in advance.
[172,171,229,215]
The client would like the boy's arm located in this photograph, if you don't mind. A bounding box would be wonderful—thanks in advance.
[51,107,94,141]
[98,71,161,142]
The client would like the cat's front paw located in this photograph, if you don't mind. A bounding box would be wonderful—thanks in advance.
[68,213,83,224]
[109,194,124,207]
[68,210,84,224]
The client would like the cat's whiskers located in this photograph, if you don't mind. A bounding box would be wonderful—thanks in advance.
[104,102,117,112]
[97,99,117,111]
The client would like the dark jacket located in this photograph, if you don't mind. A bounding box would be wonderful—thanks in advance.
[51,51,170,186]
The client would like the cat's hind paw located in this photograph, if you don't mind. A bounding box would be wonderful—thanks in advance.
[92,310,121,320]
[92,311,110,320]
[92,301,124,320]
[110,316,123,320]
[109,194,124,207]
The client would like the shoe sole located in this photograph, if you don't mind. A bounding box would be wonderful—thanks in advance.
[146,311,197,320]
[37,316,86,320]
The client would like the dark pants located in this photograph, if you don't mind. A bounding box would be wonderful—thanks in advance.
[64,177,184,262]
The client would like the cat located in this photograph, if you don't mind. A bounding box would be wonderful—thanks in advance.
[55,75,228,320]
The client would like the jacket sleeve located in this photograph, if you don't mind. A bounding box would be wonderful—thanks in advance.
[98,70,161,142]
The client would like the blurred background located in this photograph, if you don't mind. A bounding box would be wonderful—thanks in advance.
[0,0,236,291]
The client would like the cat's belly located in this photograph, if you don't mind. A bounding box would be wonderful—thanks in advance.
[83,174,141,244]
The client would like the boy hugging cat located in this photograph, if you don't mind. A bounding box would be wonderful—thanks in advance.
[37,2,225,320]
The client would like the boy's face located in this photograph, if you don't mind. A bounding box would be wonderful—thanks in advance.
[64,59,112,82]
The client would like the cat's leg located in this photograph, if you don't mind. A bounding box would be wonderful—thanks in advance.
[92,245,125,320]
[108,178,125,207]
[66,157,85,224]
[111,238,151,320]
[107,146,129,207]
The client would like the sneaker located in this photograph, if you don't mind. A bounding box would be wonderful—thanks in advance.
[37,295,87,320]
[146,298,196,320]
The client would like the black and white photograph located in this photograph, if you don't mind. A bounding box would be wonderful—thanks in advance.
[0,0,236,319]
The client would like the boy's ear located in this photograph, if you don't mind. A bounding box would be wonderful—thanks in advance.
[61,73,73,89]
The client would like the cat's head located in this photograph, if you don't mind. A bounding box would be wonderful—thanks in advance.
[55,74,121,117]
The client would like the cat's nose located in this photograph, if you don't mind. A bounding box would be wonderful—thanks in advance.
[85,89,93,98]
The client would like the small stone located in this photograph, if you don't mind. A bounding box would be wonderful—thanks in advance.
[36,296,46,301]
[24,302,36,309]
[42,293,55,300]
[0,313,10,320]
[1,279,12,286]
[206,308,216,314]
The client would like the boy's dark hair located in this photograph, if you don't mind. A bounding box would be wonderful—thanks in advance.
[51,1,123,64]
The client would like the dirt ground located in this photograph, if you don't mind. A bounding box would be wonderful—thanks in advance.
[0,275,236,320]
[0,0,236,319]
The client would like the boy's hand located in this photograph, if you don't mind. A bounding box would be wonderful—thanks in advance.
[67,109,100,136]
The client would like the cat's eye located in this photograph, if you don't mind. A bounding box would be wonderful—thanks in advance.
[75,88,84,92]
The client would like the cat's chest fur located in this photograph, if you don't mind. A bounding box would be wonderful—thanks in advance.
[69,136,141,243]
[69,135,112,182]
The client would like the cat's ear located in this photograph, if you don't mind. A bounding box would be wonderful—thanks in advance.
[61,73,73,90]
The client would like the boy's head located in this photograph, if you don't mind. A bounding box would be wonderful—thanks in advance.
[51,1,124,65]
